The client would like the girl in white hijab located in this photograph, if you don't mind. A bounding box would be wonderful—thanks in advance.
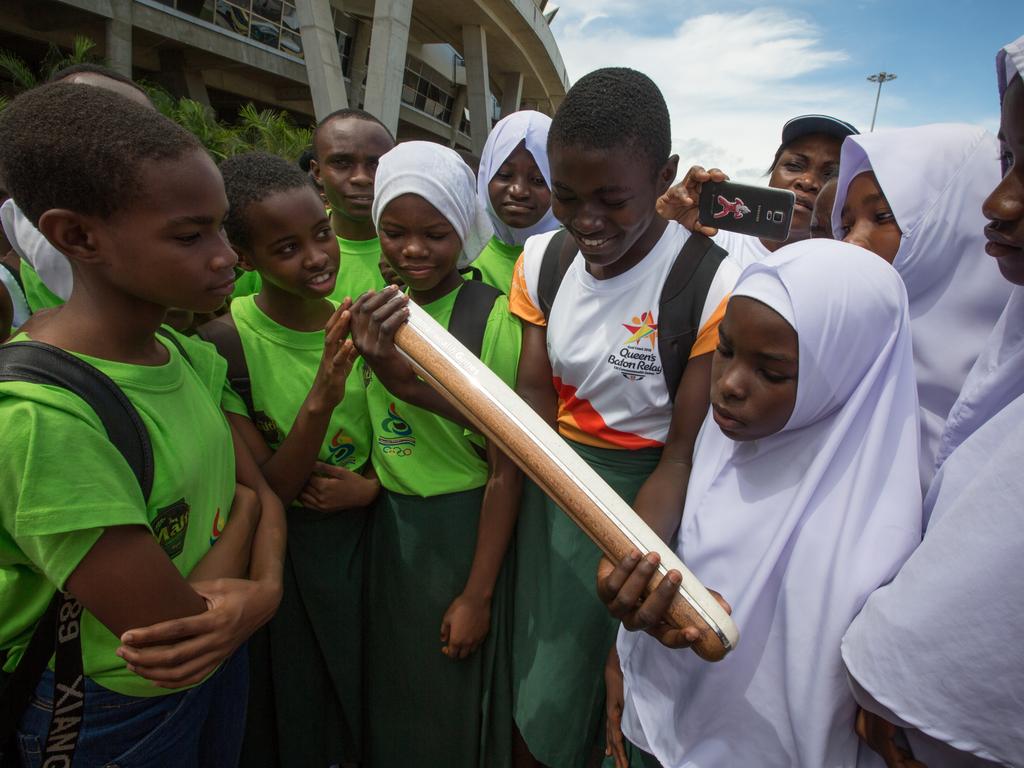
[349,141,523,768]
[474,111,560,292]
[841,35,1024,768]
[832,124,1012,489]
[609,240,923,768]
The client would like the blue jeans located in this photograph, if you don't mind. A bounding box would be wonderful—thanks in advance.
[14,645,248,768]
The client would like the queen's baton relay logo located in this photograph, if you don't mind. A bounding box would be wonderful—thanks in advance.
[608,310,662,381]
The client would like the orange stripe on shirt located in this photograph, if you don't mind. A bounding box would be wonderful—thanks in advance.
[508,254,547,327]
[689,293,730,358]
[553,377,663,450]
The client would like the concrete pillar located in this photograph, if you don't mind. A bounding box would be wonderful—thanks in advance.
[106,0,132,78]
[295,0,349,119]
[363,0,413,135]
[462,24,492,156]
[448,85,468,147]
[158,50,211,106]
[347,18,372,108]
[499,71,523,117]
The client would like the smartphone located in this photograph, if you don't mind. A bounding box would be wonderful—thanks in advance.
[698,181,795,241]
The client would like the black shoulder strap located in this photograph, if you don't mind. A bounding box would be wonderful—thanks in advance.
[658,233,728,400]
[449,279,502,358]
[537,229,576,320]
[0,340,155,762]
[196,313,254,415]
[0,341,154,497]
[0,260,24,292]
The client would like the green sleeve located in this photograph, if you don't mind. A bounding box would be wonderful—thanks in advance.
[0,395,150,589]
[465,296,522,446]
[480,295,523,390]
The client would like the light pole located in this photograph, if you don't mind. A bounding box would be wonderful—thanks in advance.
[867,72,897,132]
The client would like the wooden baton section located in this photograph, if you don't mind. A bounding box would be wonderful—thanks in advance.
[394,301,738,661]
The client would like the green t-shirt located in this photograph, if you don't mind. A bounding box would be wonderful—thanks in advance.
[231,269,262,300]
[0,331,236,697]
[19,261,64,312]
[365,284,522,497]
[330,236,387,304]
[222,296,372,476]
[471,236,522,295]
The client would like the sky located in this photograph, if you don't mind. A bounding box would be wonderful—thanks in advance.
[547,0,1024,183]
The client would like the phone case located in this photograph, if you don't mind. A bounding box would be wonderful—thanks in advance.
[698,181,795,241]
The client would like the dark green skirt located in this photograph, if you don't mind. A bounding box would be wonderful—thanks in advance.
[241,505,369,767]
[512,442,662,768]
[366,488,513,768]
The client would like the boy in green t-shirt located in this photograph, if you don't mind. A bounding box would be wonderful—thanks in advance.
[207,151,378,767]
[310,108,397,303]
[0,84,285,765]
[349,141,522,768]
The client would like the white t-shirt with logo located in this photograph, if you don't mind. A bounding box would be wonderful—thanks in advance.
[712,229,774,270]
[509,222,741,449]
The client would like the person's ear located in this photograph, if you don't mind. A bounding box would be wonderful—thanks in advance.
[36,209,107,267]
[658,155,681,195]
[233,244,257,272]
[309,157,322,186]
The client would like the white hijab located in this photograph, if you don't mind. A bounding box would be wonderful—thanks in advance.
[0,198,73,301]
[476,110,560,247]
[841,37,1024,766]
[831,125,1012,489]
[619,240,923,768]
[372,141,493,269]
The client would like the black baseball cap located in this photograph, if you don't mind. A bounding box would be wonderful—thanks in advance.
[781,114,859,145]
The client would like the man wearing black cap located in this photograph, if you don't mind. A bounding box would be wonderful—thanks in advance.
[659,114,858,268]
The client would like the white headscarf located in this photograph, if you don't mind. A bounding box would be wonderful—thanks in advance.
[935,39,1024,470]
[841,37,1024,766]
[618,240,923,768]
[371,141,493,269]
[0,198,73,301]
[831,125,1012,489]
[476,111,560,246]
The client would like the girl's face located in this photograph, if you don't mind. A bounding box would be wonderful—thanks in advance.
[711,296,799,441]
[837,171,902,264]
[378,193,463,303]
[488,141,552,230]
[983,74,1024,285]
[768,133,842,239]
[238,186,339,300]
[549,143,677,279]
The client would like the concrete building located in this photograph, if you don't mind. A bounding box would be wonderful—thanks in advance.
[0,0,568,154]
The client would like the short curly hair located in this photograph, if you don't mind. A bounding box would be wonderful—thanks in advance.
[219,151,316,249]
[312,108,394,158]
[0,82,201,226]
[548,67,671,175]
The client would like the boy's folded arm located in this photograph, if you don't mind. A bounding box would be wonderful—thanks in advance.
[65,524,209,640]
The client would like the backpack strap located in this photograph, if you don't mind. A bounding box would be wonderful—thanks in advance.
[449,279,503,359]
[0,340,155,764]
[0,341,154,496]
[657,233,728,400]
[536,229,577,320]
[196,313,254,416]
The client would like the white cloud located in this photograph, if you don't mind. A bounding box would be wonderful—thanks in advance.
[551,7,875,184]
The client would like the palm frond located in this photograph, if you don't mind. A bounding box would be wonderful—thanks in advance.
[0,50,37,91]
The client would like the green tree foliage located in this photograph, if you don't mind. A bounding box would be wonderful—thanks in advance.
[0,38,313,164]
